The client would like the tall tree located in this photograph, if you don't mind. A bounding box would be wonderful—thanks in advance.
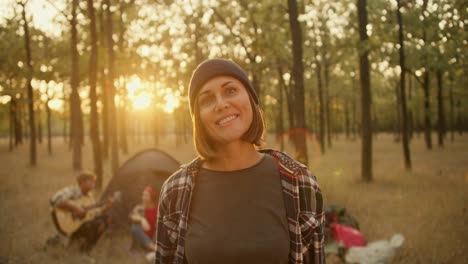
[70,0,83,169]
[19,0,37,166]
[99,1,110,159]
[448,73,454,142]
[287,0,308,165]
[117,3,129,154]
[396,0,412,169]
[45,94,52,155]
[105,0,119,174]
[357,0,372,181]
[393,80,401,142]
[421,0,432,149]
[436,69,446,147]
[87,0,104,188]
[313,41,326,154]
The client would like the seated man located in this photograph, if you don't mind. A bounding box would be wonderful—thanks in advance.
[49,171,109,253]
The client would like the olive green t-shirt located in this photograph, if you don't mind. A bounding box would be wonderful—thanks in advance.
[185,154,289,264]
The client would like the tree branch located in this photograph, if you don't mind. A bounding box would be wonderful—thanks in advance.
[211,7,255,62]
[44,0,71,23]
[404,68,424,87]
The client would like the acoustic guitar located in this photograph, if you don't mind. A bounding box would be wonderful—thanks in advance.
[52,191,121,235]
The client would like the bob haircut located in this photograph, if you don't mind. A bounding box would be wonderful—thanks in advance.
[192,90,265,161]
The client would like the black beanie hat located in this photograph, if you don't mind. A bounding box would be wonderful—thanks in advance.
[188,58,259,115]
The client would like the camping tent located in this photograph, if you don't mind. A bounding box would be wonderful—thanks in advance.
[100,149,181,227]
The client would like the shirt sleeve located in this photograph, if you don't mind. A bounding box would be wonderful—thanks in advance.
[50,186,80,207]
[302,171,326,264]
[154,191,176,263]
[129,204,144,218]
[154,171,185,264]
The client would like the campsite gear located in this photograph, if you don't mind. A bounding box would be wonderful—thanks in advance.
[345,233,405,264]
[145,252,156,262]
[100,149,180,227]
[325,204,360,230]
[330,223,366,249]
[51,191,121,235]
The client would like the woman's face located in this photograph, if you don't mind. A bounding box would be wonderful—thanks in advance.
[197,76,253,146]
[142,191,152,204]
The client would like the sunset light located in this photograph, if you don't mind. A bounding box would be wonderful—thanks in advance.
[125,75,181,113]
[132,92,152,110]
[162,93,180,114]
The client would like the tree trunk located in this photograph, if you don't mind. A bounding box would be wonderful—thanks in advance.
[278,81,285,151]
[63,97,67,143]
[37,108,43,144]
[22,101,28,140]
[448,74,454,142]
[99,1,109,159]
[276,61,285,151]
[397,0,412,169]
[352,77,357,140]
[9,97,15,151]
[13,97,22,146]
[408,73,414,140]
[422,0,432,150]
[321,20,333,147]
[119,86,129,154]
[345,102,350,139]
[394,81,401,142]
[287,0,309,165]
[105,0,119,175]
[422,71,432,149]
[118,5,128,154]
[314,45,326,154]
[71,0,83,170]
[87,0,104,188]
[278,62,296,131]
[46,99,52,155]
[21,2,37,166]
[357,0,372,181]
[436,69,446,147]
[324,55,332,148]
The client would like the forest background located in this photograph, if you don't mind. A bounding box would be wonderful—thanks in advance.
[0,0,467,263]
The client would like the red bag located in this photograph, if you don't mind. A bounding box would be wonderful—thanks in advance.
[330,223,366,249]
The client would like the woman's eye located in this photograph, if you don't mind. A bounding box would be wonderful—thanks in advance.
[199,96,214,107]
[226,87,237,95]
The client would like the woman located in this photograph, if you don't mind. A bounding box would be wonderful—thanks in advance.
[155,59,325,263]
[129,186,158,252]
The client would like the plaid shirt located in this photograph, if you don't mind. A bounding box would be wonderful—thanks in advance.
[50,185,94,206]
[154,149,325,264]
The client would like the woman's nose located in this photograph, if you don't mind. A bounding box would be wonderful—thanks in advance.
[214,96,229,112]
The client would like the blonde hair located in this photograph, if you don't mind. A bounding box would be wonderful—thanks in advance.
[76,170,97,184]
[192,92,265,160]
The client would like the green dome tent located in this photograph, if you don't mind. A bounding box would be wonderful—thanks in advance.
[100,149,180,227]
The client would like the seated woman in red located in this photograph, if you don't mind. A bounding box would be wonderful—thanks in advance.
[129,186,157,252]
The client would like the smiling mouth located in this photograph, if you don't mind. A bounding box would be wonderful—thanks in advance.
[216,114,238,126]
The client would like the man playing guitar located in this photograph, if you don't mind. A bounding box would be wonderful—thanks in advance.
[49,171,111,253]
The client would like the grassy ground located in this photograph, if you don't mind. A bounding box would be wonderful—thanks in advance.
[0,133,466,263]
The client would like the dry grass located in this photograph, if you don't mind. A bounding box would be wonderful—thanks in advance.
[0,133,466,263]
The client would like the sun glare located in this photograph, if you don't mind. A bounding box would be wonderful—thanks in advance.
[48,99,64,112]
[163,93,180,114]
[132,92,152,110]
[125,75,182,113]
